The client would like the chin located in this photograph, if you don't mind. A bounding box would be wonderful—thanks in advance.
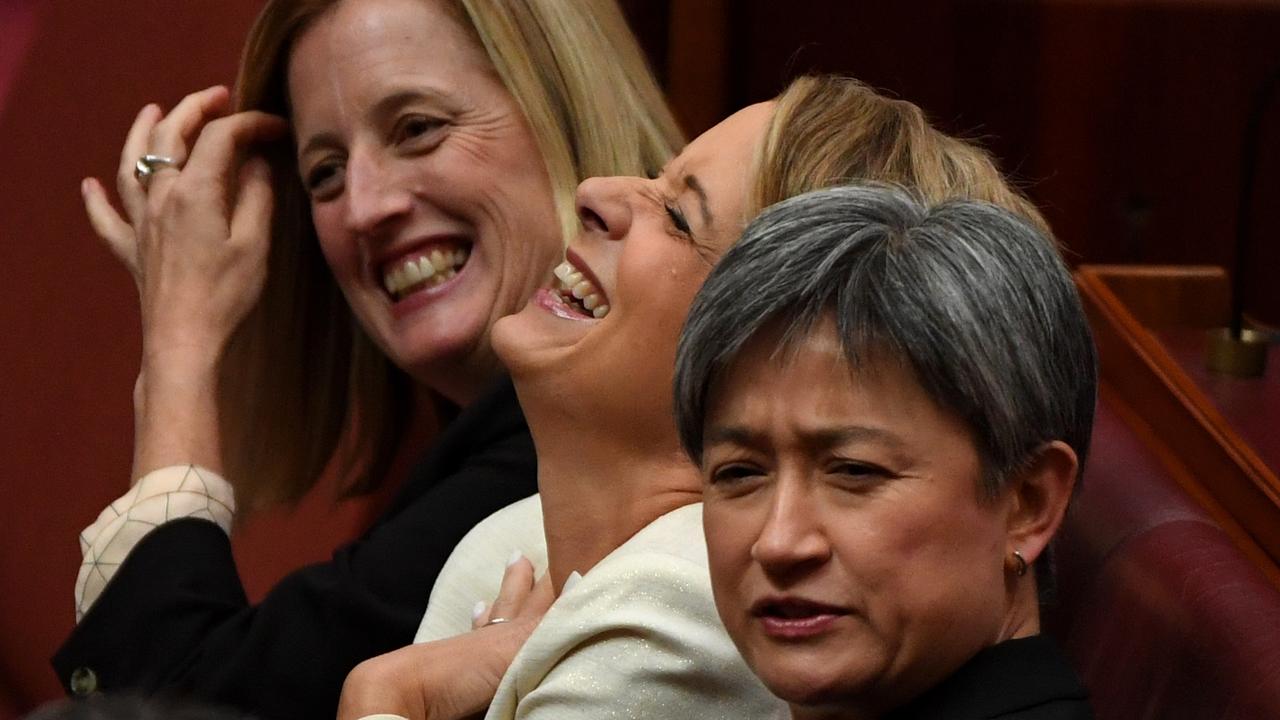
[744,643,884,710]
[490,297,596,382]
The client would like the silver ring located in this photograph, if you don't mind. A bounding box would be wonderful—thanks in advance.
[484,617,511,626]
[134,154,181,186]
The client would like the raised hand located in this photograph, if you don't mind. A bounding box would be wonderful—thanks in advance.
[84,86,288,480]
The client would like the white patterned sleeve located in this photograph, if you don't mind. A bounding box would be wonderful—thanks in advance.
[75,464,236,621]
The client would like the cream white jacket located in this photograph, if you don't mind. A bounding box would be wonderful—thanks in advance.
[417,495,782,720]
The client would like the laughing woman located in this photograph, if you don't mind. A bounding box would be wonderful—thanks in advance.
[342,76,1053,720]
[677,184,1095,719]
[58,1,681,717]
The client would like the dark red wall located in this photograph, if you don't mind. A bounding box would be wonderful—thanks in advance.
[0,2,384,713]
[716,1,1280,324]
[3,0,1278,715]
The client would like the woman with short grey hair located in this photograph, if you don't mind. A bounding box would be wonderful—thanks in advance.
[677,184,1096,719]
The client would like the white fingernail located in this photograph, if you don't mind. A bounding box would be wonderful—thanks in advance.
[507,550,523,568]
[472,600,486,622]
[563,571,582,594]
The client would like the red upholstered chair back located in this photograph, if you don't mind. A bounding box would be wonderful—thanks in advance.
[1046,400,1280,719]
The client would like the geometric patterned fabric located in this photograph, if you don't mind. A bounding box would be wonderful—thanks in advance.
[75,464,235,621]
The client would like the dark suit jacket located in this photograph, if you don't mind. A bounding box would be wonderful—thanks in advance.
[53,377,538,720]
[889,635,1093,720]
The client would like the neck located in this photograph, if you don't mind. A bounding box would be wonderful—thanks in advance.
[529,414,703,592]
[996,574,1042,642]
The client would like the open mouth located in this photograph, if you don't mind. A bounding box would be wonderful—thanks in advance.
[381,242,471,301]
[550,258,610,319]
[753,598,849,620]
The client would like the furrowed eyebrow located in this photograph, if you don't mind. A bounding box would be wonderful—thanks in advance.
[703,424,908,454]
[704,426,764,448]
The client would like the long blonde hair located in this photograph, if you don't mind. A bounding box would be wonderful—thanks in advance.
[224,0,684,508]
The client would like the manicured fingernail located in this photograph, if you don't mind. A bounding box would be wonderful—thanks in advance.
[472,600,486,622]
[506,550,523,568]
[80,178,92,196]
[563,571,582,594]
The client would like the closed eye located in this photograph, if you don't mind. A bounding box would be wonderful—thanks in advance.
[665,203,692,235]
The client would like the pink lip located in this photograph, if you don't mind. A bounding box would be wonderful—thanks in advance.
[390,267,465,320]
[751,597,850,640]
[532,287,595,321]
[758,613,842,640]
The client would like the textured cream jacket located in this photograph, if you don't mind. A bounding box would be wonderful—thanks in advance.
[417,495,783,720]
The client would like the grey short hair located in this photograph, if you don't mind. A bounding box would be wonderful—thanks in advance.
[674,183,1097,499]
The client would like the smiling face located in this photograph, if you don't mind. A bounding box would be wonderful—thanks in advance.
[491,102,774,449]
[287,0,563,404]
[701,319,1017,717]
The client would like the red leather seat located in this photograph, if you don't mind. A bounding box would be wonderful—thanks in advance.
[1047,398,1280,719]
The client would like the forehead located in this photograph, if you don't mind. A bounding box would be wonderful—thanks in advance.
[287,0,491,114]
[709,322,935,427]
[669,102,774,237]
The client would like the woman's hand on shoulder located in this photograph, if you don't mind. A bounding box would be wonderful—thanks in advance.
[337,557,554,720]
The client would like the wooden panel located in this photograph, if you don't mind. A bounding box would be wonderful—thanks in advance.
[1083,264,1230,329]
[1077,265,1280,573]
[661,0,1280,324]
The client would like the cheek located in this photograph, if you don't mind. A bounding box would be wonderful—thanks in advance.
[862,501,1005,631]
[311,207,359,283]
[703,507,755,627]
[704,506,753,579]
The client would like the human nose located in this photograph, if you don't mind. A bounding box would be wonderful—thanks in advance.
[574,175,636,241]
[343,150,412,236]
[751,479,831,579]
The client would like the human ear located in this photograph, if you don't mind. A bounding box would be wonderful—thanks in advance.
[1003,440,1079,568]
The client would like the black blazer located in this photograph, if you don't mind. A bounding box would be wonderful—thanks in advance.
[888,635,1093,720]
[53,377,538,720]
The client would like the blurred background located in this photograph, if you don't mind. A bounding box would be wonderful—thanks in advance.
[2,0,1278,715]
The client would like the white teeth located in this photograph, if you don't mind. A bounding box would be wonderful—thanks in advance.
[404,260,424,284]
[382,245,469,297]
[550,257,610,319]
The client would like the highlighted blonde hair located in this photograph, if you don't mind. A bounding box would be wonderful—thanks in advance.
[752,75,1049,236]
[223,0,683,507]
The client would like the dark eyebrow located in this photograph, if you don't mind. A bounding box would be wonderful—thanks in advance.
[685,175,713,229]
[704,424,907,453]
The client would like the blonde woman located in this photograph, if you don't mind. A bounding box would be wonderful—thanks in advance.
[56,1,681,718]
[346,75,1052,720]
